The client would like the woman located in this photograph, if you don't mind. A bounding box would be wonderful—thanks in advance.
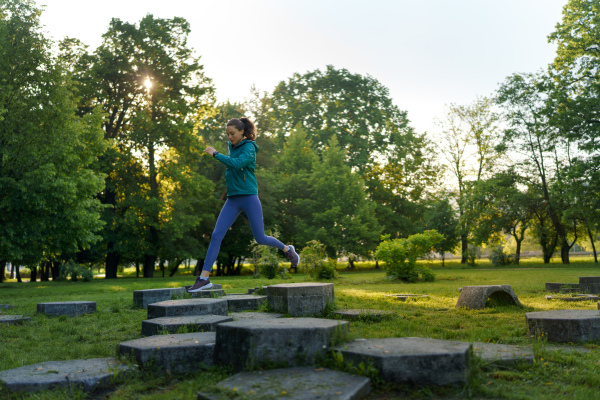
[187,117,300,292]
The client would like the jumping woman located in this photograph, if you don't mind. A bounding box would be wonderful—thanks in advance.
[187,117,300,292]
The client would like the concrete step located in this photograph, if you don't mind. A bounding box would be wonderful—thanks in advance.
[133,288,186,309]
[221,294,266,312]
[526,309,600,342]
[0,358,134,393]
[228,312,284,321]
[190,289,226,299]
[579,276,600,294]
[472,342,534,364]
[119,332,216,374]
[214,317,349,371]
[184,283,222,291]
[335,337,471,386]
[0,315,30,325]
[142,315,233,336]
[37,301,96,317]
[147,298,228,319]
[197,367,370,400]
[266,283,334,316]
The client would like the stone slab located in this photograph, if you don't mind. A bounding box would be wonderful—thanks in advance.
[119,332,216,373]
[0,315,31,325]
[142,315,233,336]
[333,309,394,320]
[221,294,266,312]
[147,298,228,319]
[526,310,600,343]
[579,277,600,294]
[0,358,134,393]
[228,312,284,321]
[190,289,226,299]
[545,295,599,302]
[545,283,579,293]
[197,367,370,400]
[37,301,96,317]
[214,317,349,371]
[472,342,534,364]
[133,287,186,309]
[455,285,521,310]
[184,283,222,291]
[267,283,334,316]
[335,337,471,386]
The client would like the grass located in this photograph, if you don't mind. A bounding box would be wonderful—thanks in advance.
[1,259,599,399]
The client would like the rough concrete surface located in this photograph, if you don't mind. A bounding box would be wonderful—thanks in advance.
[526,310,600,343]
[471,342,534,364]
[141,315,233,336]
[579,277,600,294]
[36,301,96,317]
[0,358,134,393]
[545,295,599,302]
[545,283,579,293]
[184,283,222,291]
[214,317,349,371]
[197,367,370,400]
[267,283,334,316]
[228,312,284,321]
[335,337,471,386]
[0,315,31,325]
[133,288,186,309]
[333,309,394,320]
[455,285,521,310]
[221,294,266,312]
[147,298,228,319]
[190,289,226,299]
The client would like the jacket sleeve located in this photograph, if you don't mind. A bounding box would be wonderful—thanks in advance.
[215,145,255,169]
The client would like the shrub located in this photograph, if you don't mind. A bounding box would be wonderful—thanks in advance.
[257,247,281,279]
[375,230,444,282]
[56,261,93,282]
[489,247,514,266]
[463,245,481,267]
[299,240,338,280]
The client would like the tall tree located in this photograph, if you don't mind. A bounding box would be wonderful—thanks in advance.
[423,197,459,267]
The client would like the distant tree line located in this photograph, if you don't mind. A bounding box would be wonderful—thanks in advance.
[0,0,597,282]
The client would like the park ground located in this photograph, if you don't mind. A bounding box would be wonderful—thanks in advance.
[1,257,599,399]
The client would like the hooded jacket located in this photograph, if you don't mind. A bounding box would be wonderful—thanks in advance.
[215,139,259,197]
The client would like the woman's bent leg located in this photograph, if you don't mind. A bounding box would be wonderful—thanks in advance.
[243,195,286,250]
[202,199,242,272]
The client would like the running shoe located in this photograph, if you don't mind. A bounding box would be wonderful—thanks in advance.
[284,245,300,267]
[187,277,213,292]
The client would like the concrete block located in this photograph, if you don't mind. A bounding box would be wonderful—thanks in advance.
[335,337,471,386]
[119,332,216,373]
[184,283,222,291]
[333,309,394,320]
[472,342,533,364]
[0,358,134,393]
[190,289,225,299]
[267,283,334,316]
[147,298,228,319]
[214,317,349,371]
[133,287,186,309]
[579,277,600,294]
[141,315,232,336]
[228,312,284,321]
[221,294,266,312]
[526,310,600,342]
[455,285,521,310]
[545,295,598,302]
[37,301,96,317]
[545,283,579,293]
[0,315,30,325]
[197,367,370,400]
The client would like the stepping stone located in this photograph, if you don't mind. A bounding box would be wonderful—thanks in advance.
[147,298,228,319]
[141,315,233,336]
[545,295,599,302]
[183,283,222,291]
[455,285,521,310]
[37,301,96,317]
[0,315,30,325]
[133,287,186,309]
[228,312,284,321]
[0,358,134,393]
[267,283,334,316]
[221,294,266,312]
[119,332,215,374]
[526,310,600,342]
[190,289,225,299]
[384,294,429,301]
[247,287,259,294]
[472,342,534,364]
[197,366,370,400]
[579,277,600,294]
[0,304,14,310]
[334,309,394,320]
[335,337,471,386]
[214,317,349,371]
[545,283,579,293]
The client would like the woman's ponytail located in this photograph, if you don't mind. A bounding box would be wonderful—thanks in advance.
[227,117,257,140]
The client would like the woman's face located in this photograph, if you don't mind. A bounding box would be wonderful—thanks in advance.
[226,125,244,146]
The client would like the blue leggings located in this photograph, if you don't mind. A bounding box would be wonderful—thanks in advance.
[203,195,285,272]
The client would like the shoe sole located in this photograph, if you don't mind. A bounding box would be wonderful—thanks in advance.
[187,282,213,293]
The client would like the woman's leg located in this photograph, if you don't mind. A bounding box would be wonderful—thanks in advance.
[242,195,286,250]
[202,198,243,273]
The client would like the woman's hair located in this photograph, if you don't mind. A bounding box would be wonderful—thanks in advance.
[227,118,256,140]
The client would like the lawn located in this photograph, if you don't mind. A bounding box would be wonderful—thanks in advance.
[1,258,599,399]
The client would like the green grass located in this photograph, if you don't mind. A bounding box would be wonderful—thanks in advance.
[1,260,599,399]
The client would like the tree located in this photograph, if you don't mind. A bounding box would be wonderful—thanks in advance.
[423,197,459,266]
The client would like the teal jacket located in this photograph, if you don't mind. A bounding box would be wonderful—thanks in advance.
[215,139,259,197]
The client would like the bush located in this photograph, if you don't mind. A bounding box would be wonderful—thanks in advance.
[489,247,514,266]
[257,248,281,279]
[463,245,481,267]
[375,230,444,282]
[299,240,338,280]
[56,261,93,282]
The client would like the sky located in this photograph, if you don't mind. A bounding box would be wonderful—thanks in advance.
[39,0,568,136]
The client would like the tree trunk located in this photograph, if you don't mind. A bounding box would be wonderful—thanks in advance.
[461,234,468,264]
[159,259,165,278]
[194,259,204,277]
[348,259,355,269]
[441,253,445,267]
[30,265,37,282]
[235,258,242,275]
[515,239,522,265]
[10,263,15,279]
[0,260,6,283]
[375,260,379,269]
[587,226,598,263]
[135,260,140,278]
[143,255,156,278]
[40,261,50,282]
[105,248,120,279]
[15,265,22,283]
[560,240,570,264]
[51,261,60,280]
[168,259,183,277]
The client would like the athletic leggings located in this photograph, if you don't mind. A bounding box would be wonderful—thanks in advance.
[202,195,285,272]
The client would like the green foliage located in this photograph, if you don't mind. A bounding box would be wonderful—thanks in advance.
[299,240,338,280]
[56,261,93,282]
[375,230,443,282]
[488,247,514,267]
[463,246,481,267]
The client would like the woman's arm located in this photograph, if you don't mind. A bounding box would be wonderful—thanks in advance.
[204,145,255,169]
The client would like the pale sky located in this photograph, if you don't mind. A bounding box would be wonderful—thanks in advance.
[39,0,567,136]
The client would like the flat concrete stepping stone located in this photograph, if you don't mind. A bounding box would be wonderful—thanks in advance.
[526,310,600,343]
[147,298,228,319]
[0,315,31,325]
[579,276,600,294]
[119,332,215,373]
[545,295,599,302]
[184,283,222,291]
[190,289,225,299]
[221,294,266,312]
[456,285,521,310]
[133,287,186,308]
[472,342,534,364]
[267,283,334,316]
[214,317,349,371]
[37,301,96,317]
[142,315,233,336]
[334,309,394,320]
[197,366,370,400]
[545,283,579,293]
[335,337,471,386]
[228,312,284,321]
[0,358,134,393]
[384,294,430,301]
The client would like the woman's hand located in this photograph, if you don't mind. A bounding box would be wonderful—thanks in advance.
[204,146,216,156]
